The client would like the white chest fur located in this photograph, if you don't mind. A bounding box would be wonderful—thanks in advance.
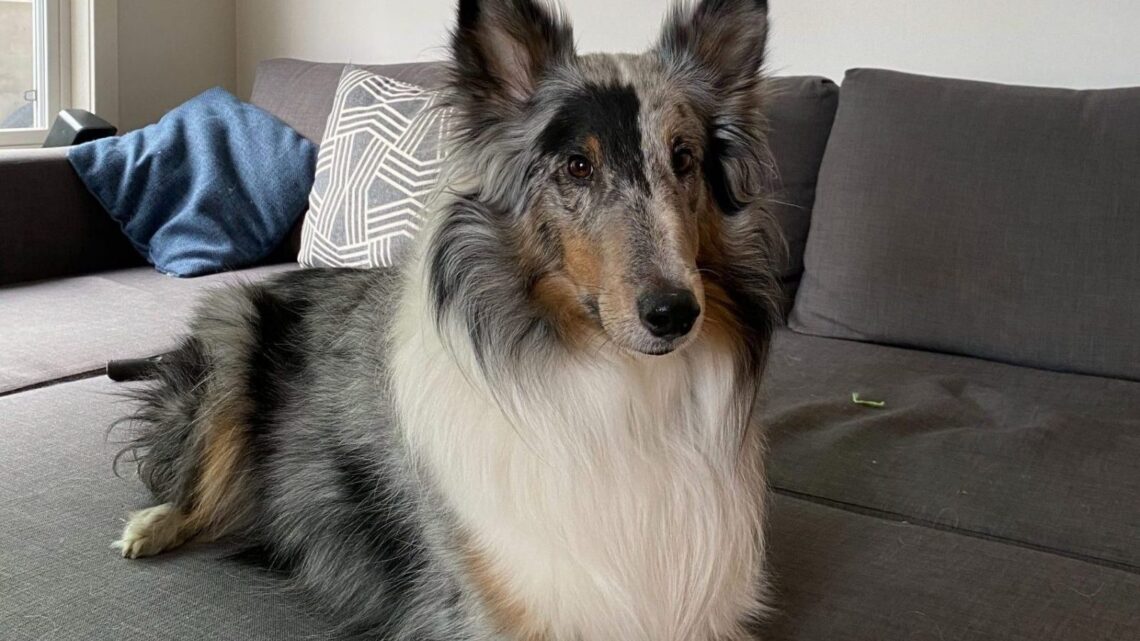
[391,288,767,641]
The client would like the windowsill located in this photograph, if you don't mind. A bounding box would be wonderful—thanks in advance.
[0,128,48,149]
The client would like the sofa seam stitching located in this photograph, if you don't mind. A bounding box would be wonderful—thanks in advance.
[771,486,1140,576]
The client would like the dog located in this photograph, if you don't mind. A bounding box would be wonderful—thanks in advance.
[111,0,783,639]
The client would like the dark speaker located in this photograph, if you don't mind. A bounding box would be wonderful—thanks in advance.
[42,109,117,148]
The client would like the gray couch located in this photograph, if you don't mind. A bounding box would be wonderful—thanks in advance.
[2,59,1137,640]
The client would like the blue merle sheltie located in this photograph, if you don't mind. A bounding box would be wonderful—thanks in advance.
[112,0,784,638]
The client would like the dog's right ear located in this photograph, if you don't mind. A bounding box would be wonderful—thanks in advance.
[450,0,575,111]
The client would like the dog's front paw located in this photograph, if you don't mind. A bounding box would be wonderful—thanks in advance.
[112,503,190,559]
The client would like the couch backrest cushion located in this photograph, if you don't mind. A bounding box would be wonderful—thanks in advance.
[764,76,839,289]
[250,59,838,285]
[790,69,1140,380]
[251,59,447,143]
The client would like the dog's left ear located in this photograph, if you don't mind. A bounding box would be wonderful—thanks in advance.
[657,0,768,88]
[657,0,771,215]
[450,0,575,111]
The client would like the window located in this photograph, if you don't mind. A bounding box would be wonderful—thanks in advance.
[0,0,64,146]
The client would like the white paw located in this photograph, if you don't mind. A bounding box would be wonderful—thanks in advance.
[112,503,187,559]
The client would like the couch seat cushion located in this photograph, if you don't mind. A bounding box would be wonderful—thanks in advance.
[3,377,1136,641]
[0,265,294,394]
[1,377,327,641]
[761,328,1140,570]
[760,494,1140,641]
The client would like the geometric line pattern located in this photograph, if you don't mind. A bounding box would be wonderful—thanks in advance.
[300,68,452,268]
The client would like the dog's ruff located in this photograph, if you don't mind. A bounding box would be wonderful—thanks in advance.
[110,0,781,639]
[392,260,768,640]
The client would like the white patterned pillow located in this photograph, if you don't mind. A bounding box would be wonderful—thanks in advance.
[300,67,450,268]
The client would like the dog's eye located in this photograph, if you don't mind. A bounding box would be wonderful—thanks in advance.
[567,155,594,180]
[672,144,695,176]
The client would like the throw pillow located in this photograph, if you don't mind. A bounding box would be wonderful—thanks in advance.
[299,67,451,268]
[68,87,317,277]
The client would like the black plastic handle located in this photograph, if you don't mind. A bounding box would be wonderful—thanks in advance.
[106,354,167,382]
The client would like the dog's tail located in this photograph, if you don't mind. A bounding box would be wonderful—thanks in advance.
[111,337,212,504]
[112,323,258,547]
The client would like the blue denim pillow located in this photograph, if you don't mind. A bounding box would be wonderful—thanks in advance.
[69,88,317,277]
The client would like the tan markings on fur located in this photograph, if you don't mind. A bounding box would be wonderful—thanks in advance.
[462,539,548,641]
[700,280,746,353]
[595,230,645,330]
[665,98,707,267]
[509,209,601,347]
[584,134,602,164]
[511,209,558,281]
[115,396,252,559]
[695,192,726,263]
[556,224,642,343]
[651,189,700,274]
[530,272,597,348]
[696,202,730,288]
[559,227,603,288]
[695,205,747,351]
[184,397,252,539]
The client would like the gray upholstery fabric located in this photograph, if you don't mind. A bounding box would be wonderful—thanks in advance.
[250,59,447,144]
[760,494,1140,641]
[0,147,143,286]
[790,69,1140,380]
[760,328,1140,570]
[0,264,294,394]
[250,59,839,283]
[3,376,1136,641]
[1,377,328,641]
[763,76,838,289]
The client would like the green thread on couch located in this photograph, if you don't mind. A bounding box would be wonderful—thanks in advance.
[851,393,886,408]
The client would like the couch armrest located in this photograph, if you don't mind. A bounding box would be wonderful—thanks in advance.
[0,147,143,286]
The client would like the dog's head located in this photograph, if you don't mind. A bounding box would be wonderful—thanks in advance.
[435,0,781,360]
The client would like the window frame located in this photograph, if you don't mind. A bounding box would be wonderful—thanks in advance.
[0,0,120,149]
[0,0,66,147]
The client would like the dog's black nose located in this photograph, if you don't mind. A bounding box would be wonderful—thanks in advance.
[638,288,701,340]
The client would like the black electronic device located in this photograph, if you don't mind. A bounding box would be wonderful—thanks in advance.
[42,109,117,148]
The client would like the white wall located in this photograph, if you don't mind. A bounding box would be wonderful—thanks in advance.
[117,0,236,131]
[235,0,1140,98]
[235,0,448,97]
[766,0,1140,89]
